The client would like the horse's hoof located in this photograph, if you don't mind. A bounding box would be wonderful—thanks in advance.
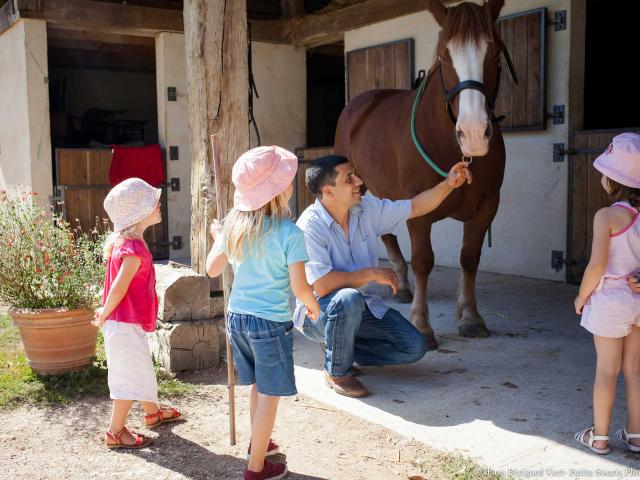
[395,289,413,304]
[425,333,439,350]
[458,323,490,338]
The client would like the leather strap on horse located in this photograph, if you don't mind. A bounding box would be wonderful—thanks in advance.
[410,45,518,178]
[411,68,449,178]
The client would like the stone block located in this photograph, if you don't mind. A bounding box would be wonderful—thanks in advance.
[150,318,220,372]
[155,262,210,322]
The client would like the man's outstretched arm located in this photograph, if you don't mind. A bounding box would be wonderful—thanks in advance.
[408,161,472,219]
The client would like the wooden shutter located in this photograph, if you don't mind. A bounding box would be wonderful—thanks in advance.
[494,8,547,131]
[345,38,414,102]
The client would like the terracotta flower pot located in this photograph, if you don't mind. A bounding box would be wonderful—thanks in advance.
[8,308,98,375]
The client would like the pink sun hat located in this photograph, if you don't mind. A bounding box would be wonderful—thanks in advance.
[232,145,298,211]
[594,132,640,188]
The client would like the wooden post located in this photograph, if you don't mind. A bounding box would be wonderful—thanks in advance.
[184,0,248,446]
[184,0,249,275]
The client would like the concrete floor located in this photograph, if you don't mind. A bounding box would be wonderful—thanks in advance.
[292,266,640,479]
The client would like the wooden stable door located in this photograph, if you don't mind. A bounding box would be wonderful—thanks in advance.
[294,146,334,217]
[567,129,640,282]
[54,148,169,260]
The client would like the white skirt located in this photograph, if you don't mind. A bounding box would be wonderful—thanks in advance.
[102,320,158,403]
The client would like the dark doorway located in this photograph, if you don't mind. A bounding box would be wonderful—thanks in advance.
[306,43,345,147]
[583,0,640,129]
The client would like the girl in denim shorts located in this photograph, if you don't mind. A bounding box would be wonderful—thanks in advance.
[206,146,320,480]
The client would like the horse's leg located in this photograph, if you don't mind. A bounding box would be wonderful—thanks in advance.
[407,216,438,350]
[381,233,413,303]
[456,193,499,338]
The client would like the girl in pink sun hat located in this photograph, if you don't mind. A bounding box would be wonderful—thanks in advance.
[94,178,183,450]
[574,132,640,455]
[206,146,320,480]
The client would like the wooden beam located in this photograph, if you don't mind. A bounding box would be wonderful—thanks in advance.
[19,0,183,36]
[287,0,433,46]
[281,0,303,18]
[184,0,249,274]
[47,27,156,48]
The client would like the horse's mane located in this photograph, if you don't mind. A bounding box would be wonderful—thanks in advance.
[438,2,494,55]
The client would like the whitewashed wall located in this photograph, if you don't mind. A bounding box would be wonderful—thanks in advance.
[0,19,52,207]
[345,0,578,281]
[156,32,191,262]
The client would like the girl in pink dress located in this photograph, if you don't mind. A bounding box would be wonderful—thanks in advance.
[575,133,640,454]
[94,178,183,449]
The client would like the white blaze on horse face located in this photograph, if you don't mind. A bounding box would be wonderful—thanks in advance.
[448,39,490,157]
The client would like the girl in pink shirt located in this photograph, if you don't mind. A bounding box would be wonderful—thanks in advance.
[574,133,640,455]
[94,178,183,449]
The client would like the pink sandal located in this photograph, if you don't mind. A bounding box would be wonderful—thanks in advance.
[144,406,183,429]
[105,426,153,449]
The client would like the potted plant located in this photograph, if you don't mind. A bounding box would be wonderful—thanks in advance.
[0,190,106,374]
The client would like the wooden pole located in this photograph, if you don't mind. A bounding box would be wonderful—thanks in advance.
[184,0,248,445]
[211,134,236,445]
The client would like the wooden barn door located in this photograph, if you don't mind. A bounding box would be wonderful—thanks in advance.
[54,148,169,260]
[567,129,640,282]
[345,38,413,102]
[294,146,334,217]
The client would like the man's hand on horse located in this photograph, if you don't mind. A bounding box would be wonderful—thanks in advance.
[446,162,473,189]
[371,268,399,295]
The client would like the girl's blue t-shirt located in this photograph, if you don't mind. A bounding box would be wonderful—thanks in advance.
[214,218,309,323]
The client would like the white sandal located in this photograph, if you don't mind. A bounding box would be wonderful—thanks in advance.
[615,428,640,452]
[574,426,610,455]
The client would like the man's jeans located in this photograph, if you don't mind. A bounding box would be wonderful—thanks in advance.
[300,288,428,377]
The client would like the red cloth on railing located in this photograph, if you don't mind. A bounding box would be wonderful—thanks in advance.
[109,144,165,187]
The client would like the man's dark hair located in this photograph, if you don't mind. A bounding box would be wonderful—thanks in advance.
[305,155,349,198]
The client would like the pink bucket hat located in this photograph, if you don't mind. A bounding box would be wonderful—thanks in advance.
[104,178,161,231]
[232,145,298,211]
[594,132,640,188]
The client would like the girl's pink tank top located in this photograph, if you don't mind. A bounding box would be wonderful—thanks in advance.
[604,201,640,279]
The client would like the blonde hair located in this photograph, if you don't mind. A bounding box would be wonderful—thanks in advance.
[224,191,291,261]
[103,224,143,260]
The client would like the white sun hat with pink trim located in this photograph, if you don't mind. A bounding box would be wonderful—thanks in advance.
[594,132,640,189]
[104,178,161,232]
[232,145,298,211]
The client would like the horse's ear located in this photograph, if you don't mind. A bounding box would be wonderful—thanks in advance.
[486,0,505,22]
[426,0,448,26]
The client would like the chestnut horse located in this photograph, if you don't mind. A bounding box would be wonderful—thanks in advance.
[334,0,516,349]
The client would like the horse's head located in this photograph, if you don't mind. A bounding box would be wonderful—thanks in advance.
[428,0,507,158]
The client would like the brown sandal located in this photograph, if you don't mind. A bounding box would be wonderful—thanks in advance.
[144,406,183,429]
[105,426,153,449]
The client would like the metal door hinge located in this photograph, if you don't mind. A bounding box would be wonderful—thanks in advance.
[172,236,182,250]
[551,250,564,271]
[170,178,180,191]
[553,143,576,163]
[549,10,566,31]
[167,87,177,101]
[169,146,179,160]
[547,105,565,125]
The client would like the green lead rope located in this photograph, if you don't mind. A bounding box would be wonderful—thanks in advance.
[410,75,448,178]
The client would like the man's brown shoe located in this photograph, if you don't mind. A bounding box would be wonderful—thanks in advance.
[324,372,369,398]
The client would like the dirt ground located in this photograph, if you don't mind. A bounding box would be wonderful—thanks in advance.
[0,365,482,480]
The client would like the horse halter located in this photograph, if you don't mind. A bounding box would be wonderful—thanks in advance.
[437,40,518,125]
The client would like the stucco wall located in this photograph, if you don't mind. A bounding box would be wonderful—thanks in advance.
[0,19,52,206]
[156,32,191,262]
[250,42,306,153]
[344,0,575,281]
